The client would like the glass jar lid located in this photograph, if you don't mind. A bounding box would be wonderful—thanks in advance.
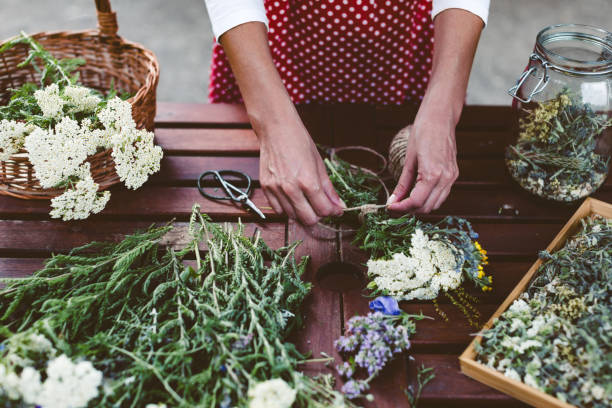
[535,24,612,75]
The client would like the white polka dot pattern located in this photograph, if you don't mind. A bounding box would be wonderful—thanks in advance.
[209,0,434,105]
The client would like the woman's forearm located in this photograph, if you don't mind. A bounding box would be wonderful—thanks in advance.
[420,8,484,124]
[218,22,297,137]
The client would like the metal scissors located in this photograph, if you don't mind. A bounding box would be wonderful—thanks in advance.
[197,170,266,220]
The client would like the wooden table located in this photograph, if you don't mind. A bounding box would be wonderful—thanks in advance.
[1,103,610,407]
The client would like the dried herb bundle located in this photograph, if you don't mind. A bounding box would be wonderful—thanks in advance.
[323,154,384,226]
[323,155,490,327]
[475,215,611,407]
[355,213,489,327]
[506,90,611,202]
[0,205,355,407]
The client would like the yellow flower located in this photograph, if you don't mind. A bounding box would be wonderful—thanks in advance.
[488,276,493,283]
[478,270,484,279]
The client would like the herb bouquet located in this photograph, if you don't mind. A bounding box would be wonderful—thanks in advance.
[325,154,491,327]
[0,205,355,408]
[0,33,163,220]
[474,215,611,408]
[506,90,611,202]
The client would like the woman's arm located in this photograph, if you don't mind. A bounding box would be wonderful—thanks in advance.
[387,8,484,213]
[219,22,344,225]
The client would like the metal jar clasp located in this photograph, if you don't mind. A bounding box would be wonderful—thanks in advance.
[508,53,550,103]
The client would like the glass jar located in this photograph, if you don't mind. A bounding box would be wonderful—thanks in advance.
[506,24,612,202]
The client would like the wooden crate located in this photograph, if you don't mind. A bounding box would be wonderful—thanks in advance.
[459,197,612,408]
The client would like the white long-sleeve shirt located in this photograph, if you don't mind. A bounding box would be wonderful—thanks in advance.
[204,0,490,40]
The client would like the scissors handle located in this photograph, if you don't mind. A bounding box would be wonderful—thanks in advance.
[197,170,252,200]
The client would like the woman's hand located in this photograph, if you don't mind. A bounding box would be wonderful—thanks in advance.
[258,115,344,225]
[387,8,484,214]
[219,22,344,225]
[387,112,458,213]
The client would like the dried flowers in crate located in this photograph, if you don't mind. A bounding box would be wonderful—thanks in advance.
[0,33,162,220]
[0,204,356,408]
[506,90,611,202]
[474,215,611,407]
[334,296,427,400]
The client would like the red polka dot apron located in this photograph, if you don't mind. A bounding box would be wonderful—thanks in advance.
[209,0,434,104]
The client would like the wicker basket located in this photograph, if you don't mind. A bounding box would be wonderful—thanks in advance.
[0,0,159,200]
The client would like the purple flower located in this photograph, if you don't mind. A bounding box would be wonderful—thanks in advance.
[369,296,401,316]
[341,379,369,399]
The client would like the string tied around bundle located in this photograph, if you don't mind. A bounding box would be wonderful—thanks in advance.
[317,146,390,231]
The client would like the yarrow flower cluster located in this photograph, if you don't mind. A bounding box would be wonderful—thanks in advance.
[0,119,33,161]
[248,378,297,408]
[0,81,163,221]
[475,215,611,408]
[355,214,491,326]
[0,331,103,408]
[367,229,462,300]
[335,297,421,400]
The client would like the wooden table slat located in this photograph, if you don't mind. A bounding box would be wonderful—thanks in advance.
[0,220,286,256]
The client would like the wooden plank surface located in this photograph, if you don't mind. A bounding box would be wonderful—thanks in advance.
[288,221,343,382]
[0,103,577,407]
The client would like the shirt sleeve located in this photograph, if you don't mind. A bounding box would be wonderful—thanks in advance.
[203,0,268,40]
[432,0,490,26]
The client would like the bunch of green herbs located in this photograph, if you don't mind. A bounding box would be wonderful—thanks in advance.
[506,90,611,202]
[0,205,355,407]
[475,215,611,407]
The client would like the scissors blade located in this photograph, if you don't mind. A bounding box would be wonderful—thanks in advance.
[243,197,266,220]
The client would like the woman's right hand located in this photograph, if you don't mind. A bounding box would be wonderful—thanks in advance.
[218,22,343,225]
[257,115,345,225]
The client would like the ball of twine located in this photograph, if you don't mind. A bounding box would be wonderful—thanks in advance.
[388,125,411,181]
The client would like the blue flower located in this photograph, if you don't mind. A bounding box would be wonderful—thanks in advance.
[369,296,401,316]
[0,344,5,352]
[220,364,227,373]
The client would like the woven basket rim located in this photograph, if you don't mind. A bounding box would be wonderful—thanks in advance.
[0,29,160,105]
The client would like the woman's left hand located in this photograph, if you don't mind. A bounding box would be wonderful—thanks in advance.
[386,107,459,214]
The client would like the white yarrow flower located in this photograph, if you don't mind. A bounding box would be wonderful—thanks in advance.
[0,120,33,161]
[24,117,96,188]
[248,378,297,408]
[34,83,65,119]
[50,175,111,221]
[111,128,163,190]
[63,85,101,113]
[366,229,461,300]
[98,97,135,132]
